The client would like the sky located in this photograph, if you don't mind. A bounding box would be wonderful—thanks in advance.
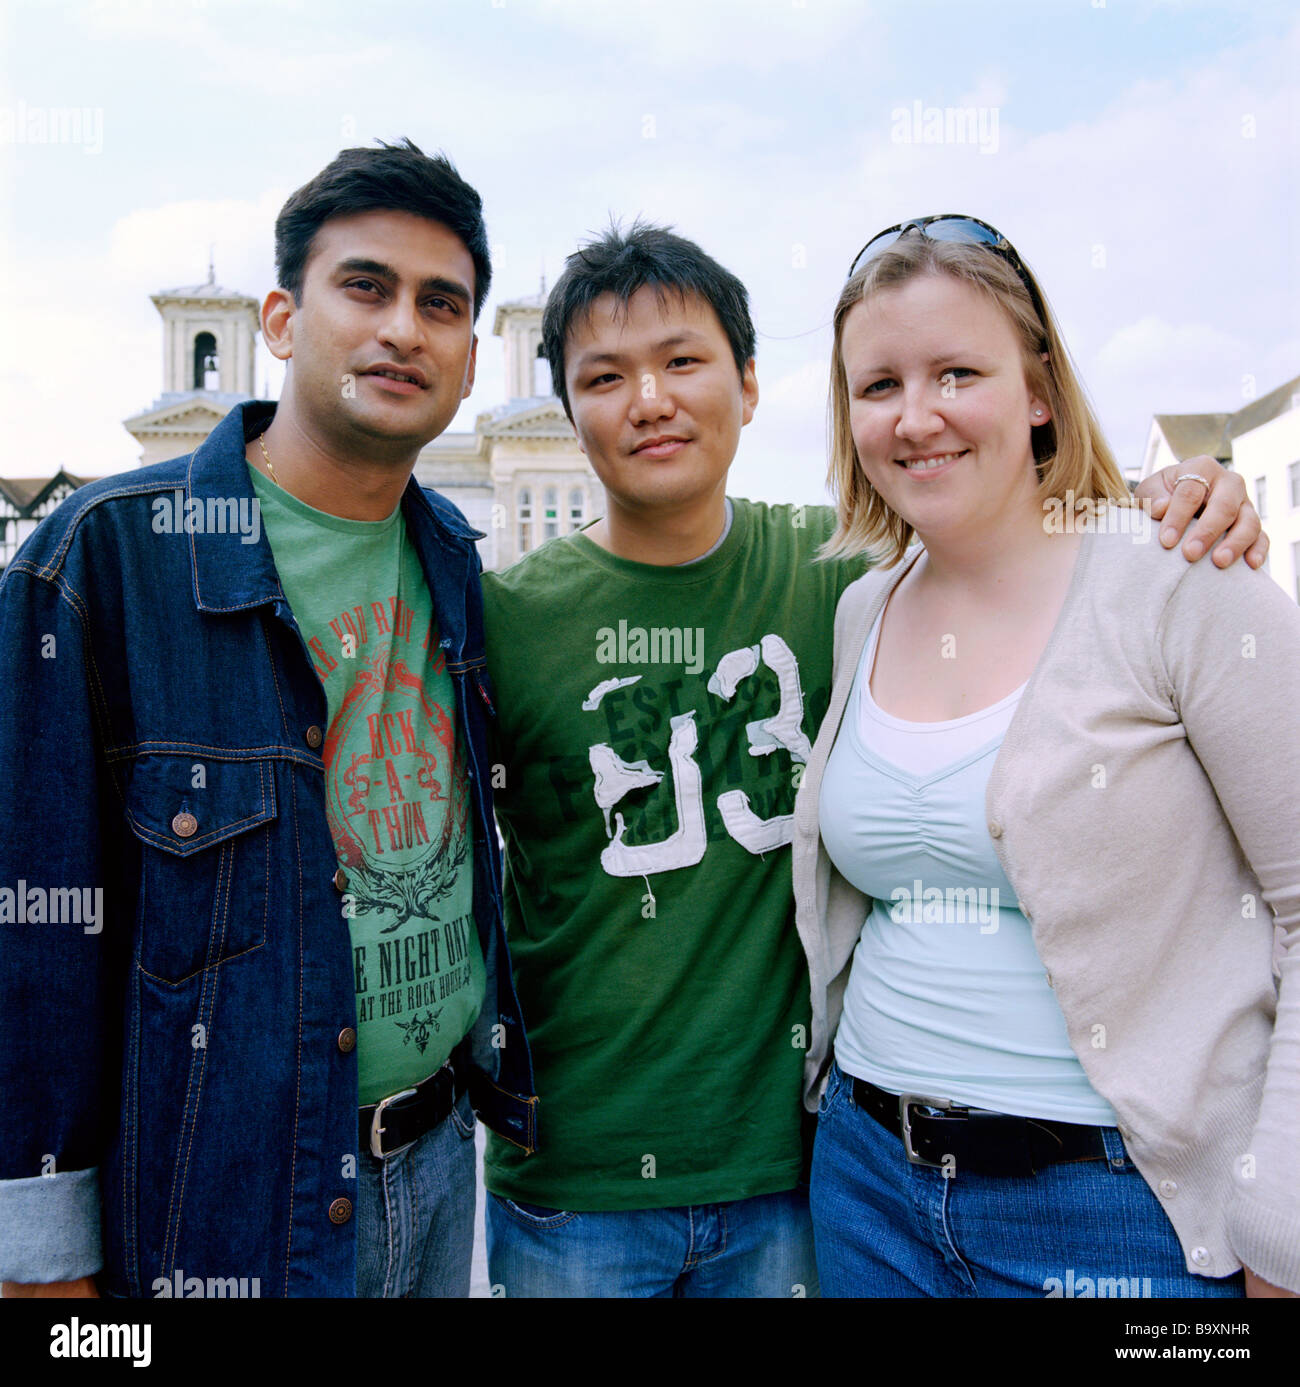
[1,0,1297,504]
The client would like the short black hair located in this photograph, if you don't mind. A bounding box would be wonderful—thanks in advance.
[274,138,492,319]
[542,220,756,419]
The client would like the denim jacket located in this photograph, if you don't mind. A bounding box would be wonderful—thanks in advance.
[0,401,536,1297]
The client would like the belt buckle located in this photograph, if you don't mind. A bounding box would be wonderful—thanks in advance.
[899,1093,953,1168]
[369,1086,419,1159]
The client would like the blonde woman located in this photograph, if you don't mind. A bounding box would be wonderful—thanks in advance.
[792,216,1299,1298]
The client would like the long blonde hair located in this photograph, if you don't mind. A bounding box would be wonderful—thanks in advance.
[821,235,1130,567]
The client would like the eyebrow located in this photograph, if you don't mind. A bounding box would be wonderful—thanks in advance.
[573,332,709,373]
[334,257,472,307]
[856,352,993,374]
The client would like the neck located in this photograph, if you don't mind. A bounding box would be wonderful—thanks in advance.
[912,491,1070,597]
[587,486,729,566]
[247,396,417,521]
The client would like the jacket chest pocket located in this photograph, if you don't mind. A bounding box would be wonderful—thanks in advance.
[124,754,278,985]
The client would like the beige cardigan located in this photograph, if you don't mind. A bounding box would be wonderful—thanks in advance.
[792,517,1300,1291]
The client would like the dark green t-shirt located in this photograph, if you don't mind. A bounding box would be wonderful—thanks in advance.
[250,467,485,1104]
[482,499,867,1209]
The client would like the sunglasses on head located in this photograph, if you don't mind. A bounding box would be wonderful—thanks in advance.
[847,214,1049,344]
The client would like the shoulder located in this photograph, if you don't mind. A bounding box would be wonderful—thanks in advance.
[1075,508,1285,624]
[481,533,590,610]
[729,496,838,549]
[3,456,196,581]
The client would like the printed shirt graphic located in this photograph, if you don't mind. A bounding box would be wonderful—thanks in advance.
[482,500,869,1210]
[250,467,484,1104]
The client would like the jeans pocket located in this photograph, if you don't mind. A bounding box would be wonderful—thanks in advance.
[817,1059,846,1119]
[491,1192,578,1229]
[449,1088,477,1141]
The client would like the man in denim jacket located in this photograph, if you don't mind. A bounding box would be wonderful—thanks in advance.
[0,140,535,1299]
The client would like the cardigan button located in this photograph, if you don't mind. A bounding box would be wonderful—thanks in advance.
[1190,1247,1211,1268]
[1044,969,1054,988]
[1158,1179,1178,1199]
[987,820,1003,838]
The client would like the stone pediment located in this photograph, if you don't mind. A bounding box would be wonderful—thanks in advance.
[477,398,576,440]
[123,396,233,436]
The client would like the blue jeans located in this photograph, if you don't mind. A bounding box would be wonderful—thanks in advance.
[486,1187,818,1297]
[810,1060,1245,1299]
[355,1089,477,1298]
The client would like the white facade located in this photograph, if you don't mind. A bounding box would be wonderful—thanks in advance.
[1232,400,1300,603]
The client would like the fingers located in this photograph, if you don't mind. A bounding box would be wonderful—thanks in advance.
[1210,497,1265,568]
[1156,472,1214,554]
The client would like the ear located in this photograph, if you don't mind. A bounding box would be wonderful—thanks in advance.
[261,288,295,362]
[1031,351,1052,425]
[462,335,478,399]
[740,358,759,427]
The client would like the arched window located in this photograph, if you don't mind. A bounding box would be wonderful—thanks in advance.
[543,487,559,540]
[517,488,533,556]
[568,488,585,532]
[194,332,219,390]
[533,343,551,397]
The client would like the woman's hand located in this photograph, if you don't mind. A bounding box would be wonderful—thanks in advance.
[1244,1267,1298,1298]
[1134,454,1269,569]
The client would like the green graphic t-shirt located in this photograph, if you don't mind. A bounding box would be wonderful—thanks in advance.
[250,467,485,1104]
[482,499,868,1209]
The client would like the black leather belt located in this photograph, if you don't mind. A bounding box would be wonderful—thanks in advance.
[851,1076,1108,1177]
[360,1063,462,1159]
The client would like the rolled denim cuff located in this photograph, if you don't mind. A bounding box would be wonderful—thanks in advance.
[0,1167,102,1283]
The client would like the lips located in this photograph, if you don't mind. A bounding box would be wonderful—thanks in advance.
[896,449,968,473]
[632,435,690,457]
[361,365,428,390]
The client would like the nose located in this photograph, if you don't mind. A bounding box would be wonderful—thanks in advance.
[628,371,676,426]
[894,381,945,444]
[377,292,422,357]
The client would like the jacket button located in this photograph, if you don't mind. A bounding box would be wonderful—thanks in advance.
[305,725,324,749]
[337,1028,356,1054]
[1190,1247,1211,1268]
[172,812,198,838]
[333,868,348,891]
[328,1197,352,1225]
[1044,969,1054,988]
[988,820,1003,838]
[1158,1179,1178,1198]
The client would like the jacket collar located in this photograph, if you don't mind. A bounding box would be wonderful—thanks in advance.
[187,401,479,613]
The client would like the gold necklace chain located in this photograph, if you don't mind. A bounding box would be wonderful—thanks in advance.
[256,430,279,487]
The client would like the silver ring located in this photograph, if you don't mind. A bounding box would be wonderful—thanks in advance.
[1173,473,1212,502]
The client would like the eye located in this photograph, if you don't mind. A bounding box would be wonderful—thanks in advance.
[860,377,896,396]
[424,295,459,315]
[667,356,698,369]
[587,372,620,388]
[939,367,976,382]
[347,277,383,295]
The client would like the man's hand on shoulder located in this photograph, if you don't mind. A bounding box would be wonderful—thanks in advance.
[1134,454,1268,569]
